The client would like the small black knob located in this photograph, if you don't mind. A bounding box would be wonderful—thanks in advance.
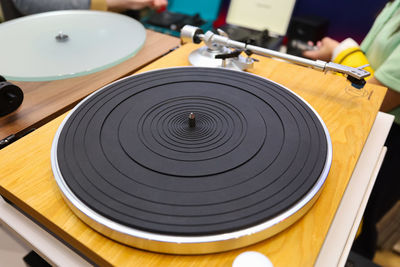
[0,81,24,116]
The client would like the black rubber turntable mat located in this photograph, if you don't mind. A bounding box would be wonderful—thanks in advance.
[56,67,329,236]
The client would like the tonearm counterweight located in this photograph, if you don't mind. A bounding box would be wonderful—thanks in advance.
[181,25,370,89]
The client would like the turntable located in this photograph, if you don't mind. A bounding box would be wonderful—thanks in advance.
[0,10,180,146]
[0,10,146,82]
[0,25,391,266]
[51,66,332,254]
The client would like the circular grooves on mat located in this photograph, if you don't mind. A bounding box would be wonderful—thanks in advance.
[55,67,329,236]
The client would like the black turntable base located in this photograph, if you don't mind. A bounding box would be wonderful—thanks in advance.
[51,67,332,254]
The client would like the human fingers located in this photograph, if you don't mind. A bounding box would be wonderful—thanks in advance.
[152,0,167,8]
[320,37,335,45]
[302,49,321,60]
[128,0,153,9]
[159,0,168,7]
[320,37,339,50]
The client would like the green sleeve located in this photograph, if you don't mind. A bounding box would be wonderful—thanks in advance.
[375,44,400,93]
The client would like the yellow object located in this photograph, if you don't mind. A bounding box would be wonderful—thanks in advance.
[90,0,108,11]
[333,47,375,80]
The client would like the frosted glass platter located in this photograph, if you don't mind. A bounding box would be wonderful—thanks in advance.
[0,10,146,81]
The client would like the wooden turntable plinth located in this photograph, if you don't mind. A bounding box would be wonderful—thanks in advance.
[0,43,387,266]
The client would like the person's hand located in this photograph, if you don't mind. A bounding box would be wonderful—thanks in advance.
[106,0,168,10]
[303,37,339,62]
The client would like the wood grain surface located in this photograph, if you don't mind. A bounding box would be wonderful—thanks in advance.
[0,30,180,141]
[0,43,387,267]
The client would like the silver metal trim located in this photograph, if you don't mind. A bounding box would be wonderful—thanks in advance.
[188,46,253,70]
[51,67,332,254]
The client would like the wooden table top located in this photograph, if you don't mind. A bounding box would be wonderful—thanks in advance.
[0,43,386,267]
[0,30,180,141]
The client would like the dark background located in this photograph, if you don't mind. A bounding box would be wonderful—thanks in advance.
[215,0,388,43]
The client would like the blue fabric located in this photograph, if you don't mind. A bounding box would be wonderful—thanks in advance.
[168,0,221,21]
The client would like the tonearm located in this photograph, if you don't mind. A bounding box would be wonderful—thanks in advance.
[181,25,370,89]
